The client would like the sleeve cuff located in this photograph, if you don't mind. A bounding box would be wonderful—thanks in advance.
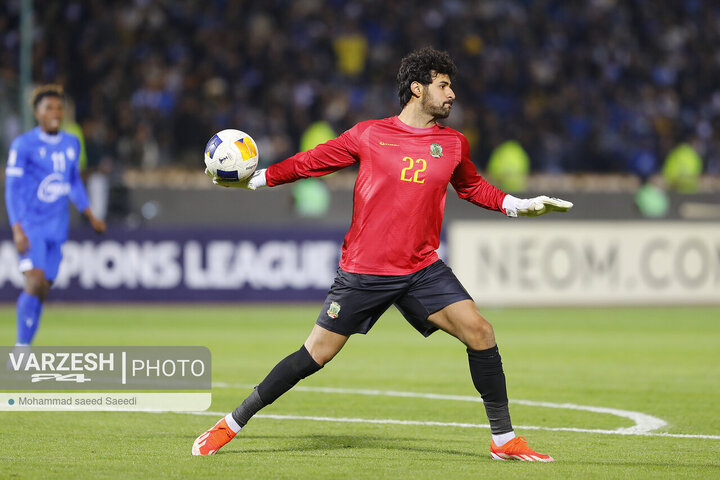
[5,167,24,177]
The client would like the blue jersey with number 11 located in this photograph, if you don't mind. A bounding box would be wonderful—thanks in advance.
[5,127,90,241]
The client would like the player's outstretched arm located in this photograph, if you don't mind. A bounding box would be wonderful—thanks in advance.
[83,208,107,234]
[502,195,573,217]
[206,168,267,190]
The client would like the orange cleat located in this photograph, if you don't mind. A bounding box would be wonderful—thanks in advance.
[191,417,237,456]
[490,436,554,462]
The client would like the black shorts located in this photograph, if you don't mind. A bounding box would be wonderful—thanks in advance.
[316,260,473,337]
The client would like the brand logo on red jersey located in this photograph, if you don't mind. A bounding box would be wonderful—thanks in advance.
[379,141,399,147]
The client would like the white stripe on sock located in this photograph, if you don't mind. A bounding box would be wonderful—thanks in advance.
[492,430,515,446]
[224,413,242,433]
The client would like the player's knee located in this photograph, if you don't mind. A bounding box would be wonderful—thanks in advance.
[306,347,336,367]
[24,271,49,301]
[462,317,495,350]
[304,325,347,366]
[40,282,50,301]
[31,283,49,302]
[305,339,343,366]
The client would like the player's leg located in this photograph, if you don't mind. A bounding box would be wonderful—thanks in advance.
[15,235,51,346]
[397,261,553,461]
[427,300,512,434]
[232,324,348,428]
[16,269,50,346]
[427,302,517,440]
[192,324,347,455]
[192,268,399,455]
[428,300,553,461]
[17,239,62,346]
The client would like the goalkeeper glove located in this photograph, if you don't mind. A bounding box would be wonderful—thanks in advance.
[502,195,573,217]
[205,168,267,190]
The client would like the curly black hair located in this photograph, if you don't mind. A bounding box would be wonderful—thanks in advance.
[31,84,64,110]
[397,47,457,107]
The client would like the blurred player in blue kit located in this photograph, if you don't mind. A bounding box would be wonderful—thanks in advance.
[4,85,106,346]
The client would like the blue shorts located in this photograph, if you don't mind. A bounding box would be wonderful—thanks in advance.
[316,260,473,337]
[18,232,64,282]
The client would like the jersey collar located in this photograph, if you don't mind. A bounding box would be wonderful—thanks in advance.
[391,116,445,133]
[36,127,63,145]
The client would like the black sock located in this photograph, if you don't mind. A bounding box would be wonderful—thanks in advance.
[467,345,513,435]
[232,345,322,428]
[231,389,264,428]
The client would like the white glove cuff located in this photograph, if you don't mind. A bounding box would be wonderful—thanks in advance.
[502,194,522,217]
[248,169,267,189]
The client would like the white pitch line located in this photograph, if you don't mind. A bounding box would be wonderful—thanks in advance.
[208,382,720,440]
[183,410,720,440]
[212,382,667,434]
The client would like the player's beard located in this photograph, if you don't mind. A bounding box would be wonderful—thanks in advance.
[421,93,452,120]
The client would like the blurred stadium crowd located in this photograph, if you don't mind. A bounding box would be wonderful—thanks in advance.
[1,0,720,177]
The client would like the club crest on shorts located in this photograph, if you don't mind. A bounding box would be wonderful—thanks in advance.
[430,143,443,158]
[327,301,341,319]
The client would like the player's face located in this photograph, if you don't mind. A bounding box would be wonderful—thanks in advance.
[421,73,455,119]
[35,96,64,134]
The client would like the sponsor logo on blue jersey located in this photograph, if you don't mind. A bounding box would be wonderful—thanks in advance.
[37,173,71,202]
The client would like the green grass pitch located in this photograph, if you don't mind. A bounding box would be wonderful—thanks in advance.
[1,304,719,479]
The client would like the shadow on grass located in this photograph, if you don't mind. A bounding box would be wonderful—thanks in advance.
[214,433,481,459]
[570,459,720,469]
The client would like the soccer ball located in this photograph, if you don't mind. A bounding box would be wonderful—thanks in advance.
[204,129,259,181]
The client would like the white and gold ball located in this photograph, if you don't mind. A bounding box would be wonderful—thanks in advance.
[204,129,259,181]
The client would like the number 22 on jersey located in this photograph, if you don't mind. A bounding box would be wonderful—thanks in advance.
[400,156,426,184]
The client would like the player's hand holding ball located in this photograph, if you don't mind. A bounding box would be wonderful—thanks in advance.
[204,129,266,190]
[204,167,267,190]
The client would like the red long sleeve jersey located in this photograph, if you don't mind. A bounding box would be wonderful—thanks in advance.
[267,116,507,275]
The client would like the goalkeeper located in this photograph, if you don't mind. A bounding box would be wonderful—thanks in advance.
[195,47,572,461]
